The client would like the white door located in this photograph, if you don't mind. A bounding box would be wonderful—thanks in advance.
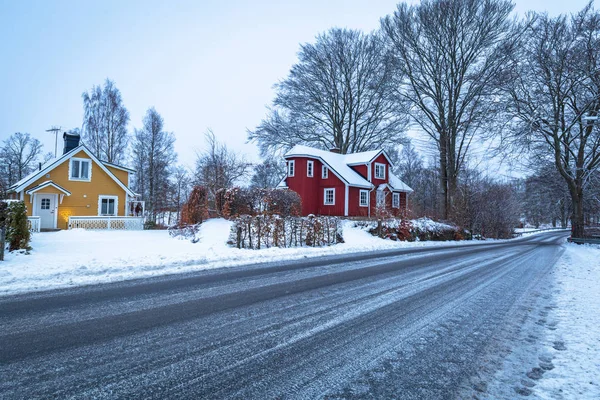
[37,195,56,229]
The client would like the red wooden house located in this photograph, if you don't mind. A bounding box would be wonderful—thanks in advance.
[278,145,413,217]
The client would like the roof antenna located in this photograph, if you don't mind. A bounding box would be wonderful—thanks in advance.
[45,126,61,158]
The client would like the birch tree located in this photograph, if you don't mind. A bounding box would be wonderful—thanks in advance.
[82,79,130,164]
[131,108,177,221]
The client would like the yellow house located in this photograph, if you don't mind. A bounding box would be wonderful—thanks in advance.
[8,133,142,230]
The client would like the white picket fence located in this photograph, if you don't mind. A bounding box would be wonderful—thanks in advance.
[68,216,144,230]
[27,216,41,233]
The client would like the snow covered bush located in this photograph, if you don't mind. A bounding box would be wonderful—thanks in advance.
[230,214,342,249]
[358,217,468,242]
[167,223,201,243]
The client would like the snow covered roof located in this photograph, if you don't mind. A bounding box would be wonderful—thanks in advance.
[388,172,413,193]
[284,145,372,188]
[9,145,136,196]
[284,145,410,191]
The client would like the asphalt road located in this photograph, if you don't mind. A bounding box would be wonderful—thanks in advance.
[0,232,567,399]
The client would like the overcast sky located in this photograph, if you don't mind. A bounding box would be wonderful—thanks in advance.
[0,0,593,172]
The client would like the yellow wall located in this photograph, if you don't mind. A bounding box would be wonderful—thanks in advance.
[22,150,128,229]
[106,165,130,186]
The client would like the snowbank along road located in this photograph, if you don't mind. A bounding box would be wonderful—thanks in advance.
[0,231,567,399]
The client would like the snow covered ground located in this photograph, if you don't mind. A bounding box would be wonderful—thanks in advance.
[478,243,600,399]
[0,219,481,296]
[534,244,600,399]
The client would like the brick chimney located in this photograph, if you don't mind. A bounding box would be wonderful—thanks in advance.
[329,147,341,154]
[63,132,81,154]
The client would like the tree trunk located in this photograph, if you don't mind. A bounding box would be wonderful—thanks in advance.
[570,188,585,238]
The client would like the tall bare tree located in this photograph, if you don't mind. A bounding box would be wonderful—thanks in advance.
[382,0,519,219]
[249,28,408,156]
[0,132,43,188]
[82,79,130,164]
[501,3,600,238]
[131,108,177,221]
[195,130,250,207]
[250,160,285,189]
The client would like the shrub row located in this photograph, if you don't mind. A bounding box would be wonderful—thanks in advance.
[229,214,342,249]
[216,188,301,218]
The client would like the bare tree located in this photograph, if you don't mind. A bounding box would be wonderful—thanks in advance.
[131,108,177,221]
[501,3,600,238]
[82,79,130,164]
[250,160,285,189]
[249,28,408,156]
[169,166,191,224]
[382,0,519,219]
[195,130,251,208]
[393,142,442,219]
[0,132,43,187]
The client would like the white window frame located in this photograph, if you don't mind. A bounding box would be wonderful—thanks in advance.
[98,195,119,216]
[324,188,335,205]
[374,163,386,180]
[69,157,92,182]
[307,160,314,177]
[322,165,328,179]
[392,192,400,208]
[376,191,385,207]
[359,190,369,207]
[288,160,295,177]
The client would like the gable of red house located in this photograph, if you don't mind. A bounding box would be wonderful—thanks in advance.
[278,145,413,217]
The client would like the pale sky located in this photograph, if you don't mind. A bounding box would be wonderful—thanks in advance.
[0,0,593,171]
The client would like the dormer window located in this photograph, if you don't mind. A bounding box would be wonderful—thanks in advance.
[374,163,386,179]
[307,160,314,177]
[70,158,91,181]
[288,160,295,177]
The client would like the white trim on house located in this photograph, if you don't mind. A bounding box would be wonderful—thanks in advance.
[68,157,92,182]
[344,185,349,216]
[392,192,400,208]
[307,160,314,177]
[102,161,135,173]
[324,188,335,205]
[288,160,295,177]
[98,195,119,216]
[359,190,369,207]
[25,180,72,196]
[374,163,386,180]
[367,163,372,182]
[322,165,328,179]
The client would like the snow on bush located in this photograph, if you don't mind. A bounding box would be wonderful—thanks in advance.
[356,217,469,242]
[229,214,342,249]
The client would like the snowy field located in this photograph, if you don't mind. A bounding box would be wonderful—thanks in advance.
[0,219,481,296]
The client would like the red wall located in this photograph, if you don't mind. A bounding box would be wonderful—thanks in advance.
[350,165,368,180]
[286,157,346,216]
[370,154,390,187]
